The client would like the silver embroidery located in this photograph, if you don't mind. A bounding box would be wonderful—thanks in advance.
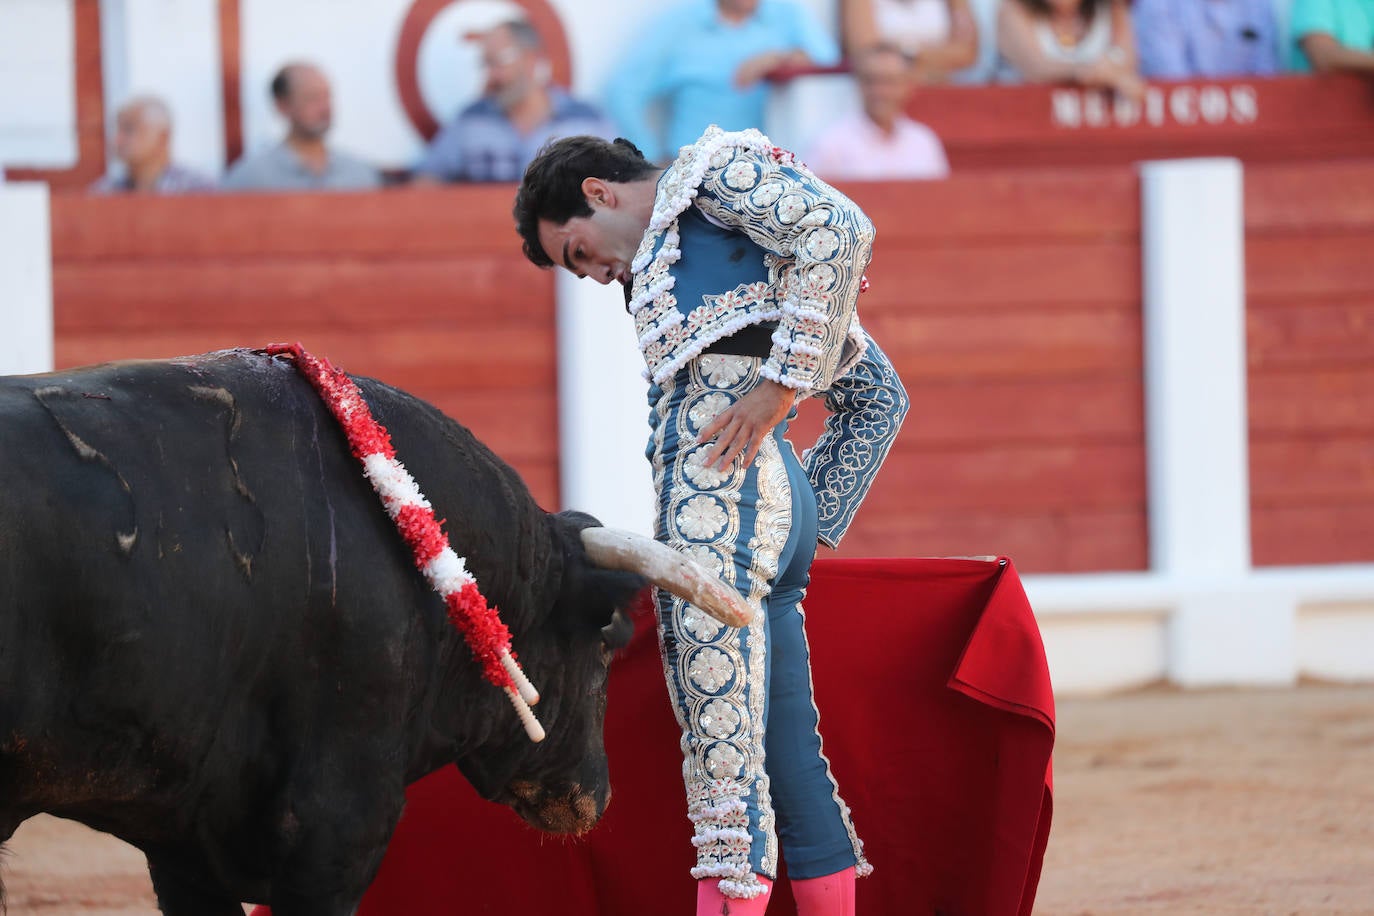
[650,355,790,896]
[629,128,873,392]
[802,333,910,548]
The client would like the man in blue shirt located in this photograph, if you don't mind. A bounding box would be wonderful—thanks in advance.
[1135,0,1280,79]
[1288,0,1374,73]
[605,0,839,163]
[414,19,614,183]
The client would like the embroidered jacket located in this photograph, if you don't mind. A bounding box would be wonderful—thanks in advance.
[629,126,874,393]
[631,127,908,547]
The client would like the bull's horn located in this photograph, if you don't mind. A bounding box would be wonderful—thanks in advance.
[580,527,754,628]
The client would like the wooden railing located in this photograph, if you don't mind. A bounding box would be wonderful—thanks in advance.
[904,74,1374,170]
[1244,160,1374,567]
[48,186,562,508]
[46,161,1374,573]
[797,170,1148,570]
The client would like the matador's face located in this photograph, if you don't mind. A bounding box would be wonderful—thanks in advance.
[537,198,646,287]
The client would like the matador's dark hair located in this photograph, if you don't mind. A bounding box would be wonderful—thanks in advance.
[513,136,659,269]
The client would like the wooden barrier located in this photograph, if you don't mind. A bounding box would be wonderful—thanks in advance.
[46,161,1374,574]
[48,186,562,508]
[908,75,1374,170]
[801,171,1148,571]
[1244,161,1374,567]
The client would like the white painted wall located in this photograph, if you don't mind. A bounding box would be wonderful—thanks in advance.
[554,274,656,534]
[0,183,53,376]
[99,0,226,177]
[0,0,76,169]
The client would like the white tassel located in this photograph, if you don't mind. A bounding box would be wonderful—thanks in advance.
[506,687,545,743]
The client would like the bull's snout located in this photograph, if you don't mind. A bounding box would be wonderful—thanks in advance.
[505,779,610,835]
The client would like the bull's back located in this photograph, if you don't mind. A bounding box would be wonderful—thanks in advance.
[0,351,432,817]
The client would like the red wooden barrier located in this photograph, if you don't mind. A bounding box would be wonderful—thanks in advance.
[1244,161,1374,567]
[908,75,1374,170]
[48,187,563,508]
[46,174,1150,575]
[806,170,1148,572]
[45,162,1374,573]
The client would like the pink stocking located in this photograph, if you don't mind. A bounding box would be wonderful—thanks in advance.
[696,875,773,916]
[790,866,856,916]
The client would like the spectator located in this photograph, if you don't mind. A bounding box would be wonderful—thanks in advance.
[995,0,1145,101]
[605,0,840,163]
[1135,0,1280,78]
[413,19,613,183]
[805,43,950,180]
[91,96,215,194]
[1288,0,1374,74]
[840,0,980,83]
[222,62,380,191]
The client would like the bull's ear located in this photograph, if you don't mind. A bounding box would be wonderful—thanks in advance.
[602,610,636,650]
[577,568,649,631]
[552,511,648,631]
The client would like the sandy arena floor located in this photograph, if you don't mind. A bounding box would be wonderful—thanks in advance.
[3,684,1372,914]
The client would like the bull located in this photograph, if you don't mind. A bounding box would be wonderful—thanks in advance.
[0,349,747,914]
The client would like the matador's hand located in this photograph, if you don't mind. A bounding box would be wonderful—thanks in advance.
[699,379,797,471]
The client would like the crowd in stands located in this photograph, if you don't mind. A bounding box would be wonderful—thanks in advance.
[90,0,1374,195]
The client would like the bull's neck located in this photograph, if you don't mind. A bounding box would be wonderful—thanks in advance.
[405,629,494,781]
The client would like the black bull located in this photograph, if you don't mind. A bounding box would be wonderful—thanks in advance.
[0,350,656,913]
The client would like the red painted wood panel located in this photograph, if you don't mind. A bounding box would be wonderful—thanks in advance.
[1245,161,1374,566]
[908,75,1374,170]
[842,171,1141,241]
[1251,506,1374,567]
[799,172,1148,571]
[836,507,1148,573]
[50,187,520,259]
[48,191,561,509]
[53,259,553,330]
[1248,301,1374,370]
[46,176,1149,573]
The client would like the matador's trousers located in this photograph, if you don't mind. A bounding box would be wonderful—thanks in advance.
[646,354,870,900]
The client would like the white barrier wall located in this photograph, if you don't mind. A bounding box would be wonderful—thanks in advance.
[0,0,76,169]
[0,183,54,376]
[554,273,656,534]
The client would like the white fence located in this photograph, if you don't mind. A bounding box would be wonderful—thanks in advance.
[0,182,53,376]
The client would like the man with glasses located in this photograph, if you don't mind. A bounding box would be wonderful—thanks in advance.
[413,19,614,183]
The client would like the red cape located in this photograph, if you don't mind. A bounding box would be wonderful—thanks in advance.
[254,557,1054,914]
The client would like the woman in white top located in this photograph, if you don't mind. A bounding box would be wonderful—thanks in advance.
[841,0,980,82]
[995,0,1144,100]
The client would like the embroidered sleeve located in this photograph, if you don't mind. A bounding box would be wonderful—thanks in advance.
[692,139,874,394]
[802,332,909,549]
